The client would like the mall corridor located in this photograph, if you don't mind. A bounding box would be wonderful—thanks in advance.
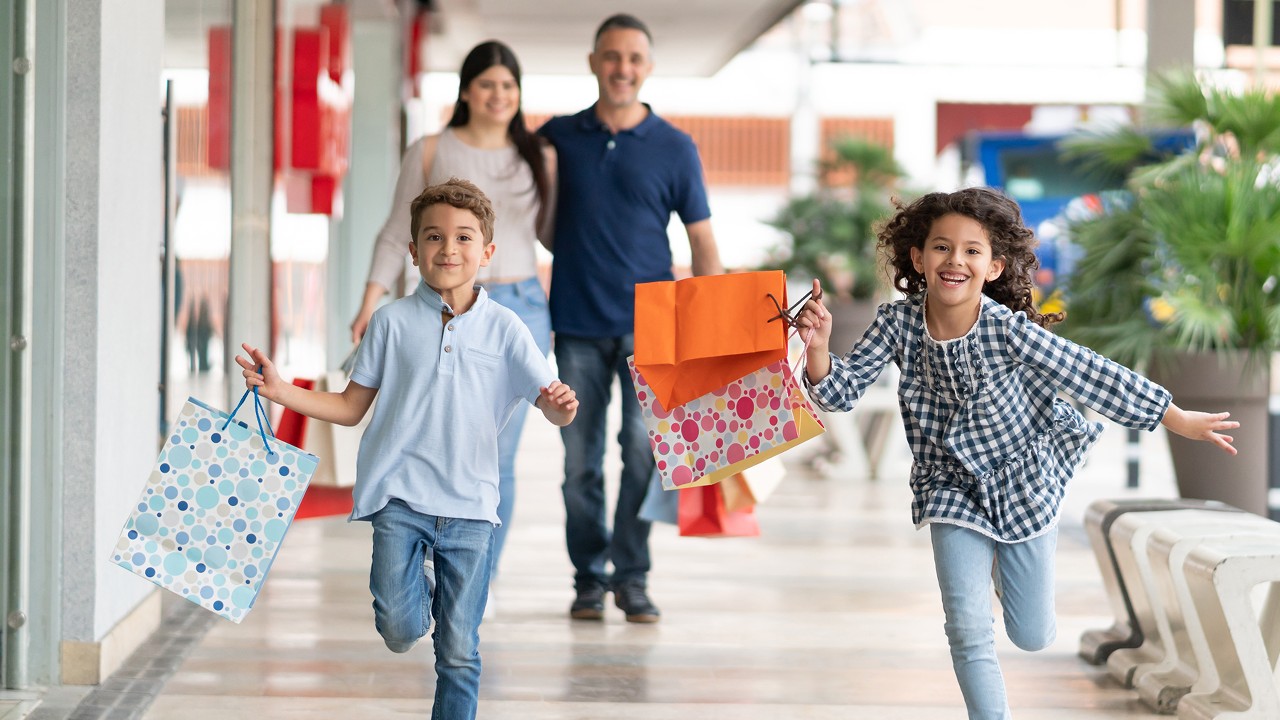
[28,402,1178,720]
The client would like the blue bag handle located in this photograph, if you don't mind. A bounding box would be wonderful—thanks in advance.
[221,366,277,456]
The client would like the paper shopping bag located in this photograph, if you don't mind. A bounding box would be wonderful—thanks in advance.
[717,473,756,513]
[637,468,678,525]
[634,270,789,410]
[629,356,824,491]
[111,394,318,623]
[677,483,760,538]
[719,457,788,512]
[275,377,316,447]
[301,370,368,487]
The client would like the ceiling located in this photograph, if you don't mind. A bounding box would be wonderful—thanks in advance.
[163,0,806,78]
[423,1,807,77]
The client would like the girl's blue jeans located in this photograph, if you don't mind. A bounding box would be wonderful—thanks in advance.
[483,276,552,579]
[369,499,494,720]
[930,522,1058,720]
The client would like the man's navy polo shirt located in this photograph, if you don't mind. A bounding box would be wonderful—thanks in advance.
[539,105,711,339]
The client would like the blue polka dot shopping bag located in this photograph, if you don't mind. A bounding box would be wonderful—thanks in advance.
[110,391,318,623]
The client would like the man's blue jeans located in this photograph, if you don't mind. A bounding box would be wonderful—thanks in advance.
[369,499,494,720]
[485,277,552,578]
[930,522,1058,720]
[553,333,653,588]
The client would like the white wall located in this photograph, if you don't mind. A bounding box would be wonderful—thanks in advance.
[67,0,166,641]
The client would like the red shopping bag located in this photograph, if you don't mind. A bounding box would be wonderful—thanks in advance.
[275,378,315,446]
[677,483,760,538]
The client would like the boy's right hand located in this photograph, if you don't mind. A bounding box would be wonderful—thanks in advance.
[234,342,284,402]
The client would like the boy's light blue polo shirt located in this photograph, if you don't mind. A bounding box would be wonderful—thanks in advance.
[347,281,554,524]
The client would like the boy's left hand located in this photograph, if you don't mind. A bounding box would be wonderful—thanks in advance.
[540,381,578,413]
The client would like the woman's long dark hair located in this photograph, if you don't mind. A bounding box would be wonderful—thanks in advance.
[878,187,1064,328]
[447,41,549,221]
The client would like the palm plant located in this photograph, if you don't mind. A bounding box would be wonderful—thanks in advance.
[764,135,904,301]
[1057,72,1280,369]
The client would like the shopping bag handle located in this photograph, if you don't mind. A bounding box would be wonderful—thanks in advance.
[765,286,819,330]
[765,290,818,378]
[221,366,277,456]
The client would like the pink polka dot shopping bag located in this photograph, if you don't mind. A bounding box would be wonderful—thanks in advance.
[628,354,824,491]
[110,391,318,623]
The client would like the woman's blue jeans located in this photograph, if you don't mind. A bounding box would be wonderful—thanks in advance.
[483,276,551,578]
[369,499,494,720]
[553,333,653,588]
[930,522,1058,720]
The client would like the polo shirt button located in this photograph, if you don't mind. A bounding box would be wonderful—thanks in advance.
[444,345,452,353]
[607,139,616,150]
[447,324,455,331]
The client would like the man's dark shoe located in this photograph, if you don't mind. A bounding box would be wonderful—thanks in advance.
[569,582,606,620]
[612,581,661,623]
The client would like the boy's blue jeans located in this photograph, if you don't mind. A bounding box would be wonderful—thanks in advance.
[485,277,552,579]
[930,522,1058,720]
[553,333,653,588]
[369,499,494,720]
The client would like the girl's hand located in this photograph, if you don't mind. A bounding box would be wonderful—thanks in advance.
[234,342,285,402]
[795,279,834,384]
[1161,404,1239,455]
[794,278,832,348]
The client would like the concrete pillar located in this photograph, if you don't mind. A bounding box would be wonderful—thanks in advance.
[1146,0,1196,94]
[789,12,820,196]
[329,10,401,365]
[226,0,275,410]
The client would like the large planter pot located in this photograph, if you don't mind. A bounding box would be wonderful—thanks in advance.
[1149,351,1271,516]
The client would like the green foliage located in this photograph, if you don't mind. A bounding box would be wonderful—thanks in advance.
[763,135,904,300]
[1060,72,1280,366]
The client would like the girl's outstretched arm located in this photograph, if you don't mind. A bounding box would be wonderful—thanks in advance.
[1161,404,1240,455]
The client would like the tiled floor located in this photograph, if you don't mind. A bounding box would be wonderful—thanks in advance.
[70,397,1182,720]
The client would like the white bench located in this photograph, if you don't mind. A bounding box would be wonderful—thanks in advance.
[1176,538,1280,720]
[1079,498,1241,665]
[1137,528,1280,713]
[1105,507,1274,686]
[1104,510,1279,689]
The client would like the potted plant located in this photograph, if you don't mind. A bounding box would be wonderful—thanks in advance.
[764,135,904,350]
[1057,72,1280,514]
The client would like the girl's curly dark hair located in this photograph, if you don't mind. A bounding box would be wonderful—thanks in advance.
[876,187,1064,328]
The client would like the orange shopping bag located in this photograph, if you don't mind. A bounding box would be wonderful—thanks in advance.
[633,270,789,410]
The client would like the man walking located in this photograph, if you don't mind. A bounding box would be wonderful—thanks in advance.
[539,13,723,623]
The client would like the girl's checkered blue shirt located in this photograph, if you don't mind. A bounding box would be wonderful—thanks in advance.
[805,293,1172,543]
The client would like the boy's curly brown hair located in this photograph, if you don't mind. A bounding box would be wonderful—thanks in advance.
[409,177,496,246]
[876,187,1064,328]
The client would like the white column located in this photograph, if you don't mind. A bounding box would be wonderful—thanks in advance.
[329,11,401,366]
[226,0,275,409]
